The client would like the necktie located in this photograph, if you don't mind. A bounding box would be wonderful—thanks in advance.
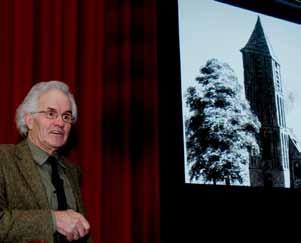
[47,156,69,243]
[47,156,67,210]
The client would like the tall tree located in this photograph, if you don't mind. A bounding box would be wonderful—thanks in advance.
[185,58,261,185]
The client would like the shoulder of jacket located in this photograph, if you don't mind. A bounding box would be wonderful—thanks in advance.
[0,144,17,171]
[0,144,16,154]
[62,158,81,172]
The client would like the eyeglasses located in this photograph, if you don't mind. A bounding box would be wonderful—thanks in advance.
[31,109,75,124]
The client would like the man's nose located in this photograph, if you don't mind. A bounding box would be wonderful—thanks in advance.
[53,115,65,126]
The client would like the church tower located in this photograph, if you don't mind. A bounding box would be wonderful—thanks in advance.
[241,17,290,187]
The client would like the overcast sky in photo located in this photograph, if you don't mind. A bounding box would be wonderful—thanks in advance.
[178,0,301,141]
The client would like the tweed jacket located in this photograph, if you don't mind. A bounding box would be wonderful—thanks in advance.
[0,140,91,243]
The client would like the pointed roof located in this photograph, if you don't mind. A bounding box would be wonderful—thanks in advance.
[289,131,301,153]
[241,16,278,61]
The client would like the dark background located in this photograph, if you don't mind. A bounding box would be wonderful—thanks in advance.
[157,0,301,241]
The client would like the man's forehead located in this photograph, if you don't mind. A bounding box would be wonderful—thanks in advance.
[38,90,71,110]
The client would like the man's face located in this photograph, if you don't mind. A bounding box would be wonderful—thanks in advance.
[26,89,72,154]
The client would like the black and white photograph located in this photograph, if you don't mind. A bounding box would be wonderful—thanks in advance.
[179,0,301,188]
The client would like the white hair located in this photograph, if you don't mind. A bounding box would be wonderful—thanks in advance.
[16,80,78,137]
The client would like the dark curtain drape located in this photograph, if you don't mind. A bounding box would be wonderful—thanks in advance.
[0,0,160,243]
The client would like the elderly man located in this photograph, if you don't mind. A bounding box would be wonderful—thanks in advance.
[0,81,92,243]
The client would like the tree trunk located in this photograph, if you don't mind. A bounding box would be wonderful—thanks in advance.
[225,177,230,186]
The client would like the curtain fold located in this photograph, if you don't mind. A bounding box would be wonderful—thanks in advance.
[0,0,159,242]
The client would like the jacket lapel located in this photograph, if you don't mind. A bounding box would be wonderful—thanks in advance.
[15,140,50,209]
[63,164,83,212]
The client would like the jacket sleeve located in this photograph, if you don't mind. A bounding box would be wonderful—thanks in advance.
[0,209,54,242]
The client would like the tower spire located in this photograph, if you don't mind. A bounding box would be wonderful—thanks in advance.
[241,16,277,61]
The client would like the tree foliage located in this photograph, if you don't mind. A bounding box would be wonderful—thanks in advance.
[185,59,261,185]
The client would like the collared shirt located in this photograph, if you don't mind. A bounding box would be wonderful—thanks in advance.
[27,139,77,229]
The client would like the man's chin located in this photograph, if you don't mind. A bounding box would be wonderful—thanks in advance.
[49,141,66,149]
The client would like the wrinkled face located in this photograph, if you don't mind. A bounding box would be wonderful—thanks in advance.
[25,89,72,154]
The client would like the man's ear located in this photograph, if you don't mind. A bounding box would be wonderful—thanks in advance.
[24,113,34,130]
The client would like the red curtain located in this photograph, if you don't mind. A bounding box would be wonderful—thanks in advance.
[0,0,160,243]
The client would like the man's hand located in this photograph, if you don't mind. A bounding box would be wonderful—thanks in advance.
[54,209,90,241]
